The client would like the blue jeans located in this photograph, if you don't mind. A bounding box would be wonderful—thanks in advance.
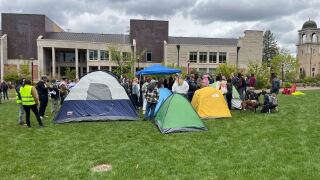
[144,102,156,120]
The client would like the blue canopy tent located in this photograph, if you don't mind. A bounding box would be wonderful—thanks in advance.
[136,64,181,75]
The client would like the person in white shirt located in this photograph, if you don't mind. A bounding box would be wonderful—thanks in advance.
[172,74,189,97]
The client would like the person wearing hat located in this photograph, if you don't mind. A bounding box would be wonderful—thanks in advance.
[20,79,44,127]
[36,76,49,119]
[172,74,189,97]
[144,79,159,120]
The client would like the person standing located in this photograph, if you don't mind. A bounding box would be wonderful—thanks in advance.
[36,76,49,119]
[131,78,140,110]
[15,79,25,125]
[270,73,280,94]
[141,77,151,114]
[0,83,2,104]
[1,81,9,100]
[236,73,245,100]
[49,80,60,113]
[186,74,197,101]
[20,79,44,128]
[172,74,189,97]
[248,73,256,88]
[144,80,159,120]
[226,78,233,110]
[59,77,69,105]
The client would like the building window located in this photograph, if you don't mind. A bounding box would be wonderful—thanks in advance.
[100,50,109,60]
[189,52,197,63]
[199,52,207,63]
[209,52,217,63]
[209,68,216,74]
[122,52,130,61]
[198,68,207,74]
[89,50,98,60]
[219,52,227,63]
[146,51,152,62]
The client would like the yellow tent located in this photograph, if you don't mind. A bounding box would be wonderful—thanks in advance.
[191,87,232,119]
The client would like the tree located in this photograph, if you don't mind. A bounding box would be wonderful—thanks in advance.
[247,62,270,88]
[64,67,76,80]
[19,61,31,80]
[216,64,237,79]
[270,48,300,82]
[263,30,279,65]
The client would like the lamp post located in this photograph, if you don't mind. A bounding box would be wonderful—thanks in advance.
[236,46,240,68]
[176,44,180,66]
[281,62,284,85]
[310,47,312,77]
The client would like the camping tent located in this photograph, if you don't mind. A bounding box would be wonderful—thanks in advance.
[54,71,138,123]
[136,64,181,75]
[154,88,172,114]
[192,87,232,119]
[155,94,207,134]
[210,81,242,109]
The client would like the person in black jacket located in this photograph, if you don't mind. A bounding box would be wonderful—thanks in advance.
[36,76,49,119]
[1,81,9,100]
[226,78,233,110]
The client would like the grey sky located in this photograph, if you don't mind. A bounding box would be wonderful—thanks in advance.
[0,0,319,54]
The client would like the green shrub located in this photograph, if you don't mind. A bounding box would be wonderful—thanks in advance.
[4,73,19,83]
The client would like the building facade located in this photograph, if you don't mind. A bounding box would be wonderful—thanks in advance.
[0,13,263,81]
[297,20,320,77]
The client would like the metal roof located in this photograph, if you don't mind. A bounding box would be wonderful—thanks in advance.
[168,36,238,46]
[43,32,130,44]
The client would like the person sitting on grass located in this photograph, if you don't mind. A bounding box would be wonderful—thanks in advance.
[144,80,159,120]
[261,90,278,113]
[241,87,261,111]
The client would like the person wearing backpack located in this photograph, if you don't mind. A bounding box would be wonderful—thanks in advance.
[1,81,9,100]
[144,80,159,120]
[187,74,197,101]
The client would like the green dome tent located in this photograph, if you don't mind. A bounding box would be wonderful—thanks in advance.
[155,94,207,134]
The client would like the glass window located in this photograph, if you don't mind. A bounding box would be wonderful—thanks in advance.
[199,52,207,63]
[189,52,197,63]
[219,52,227,63]
[198,68,207,74]
[146,51,152,62]
[65,52,75,62]
[100,50,109,60]
[89,50,98,60]
[209,68,216,74]
[209,52,217,63]
[122,52,130,61]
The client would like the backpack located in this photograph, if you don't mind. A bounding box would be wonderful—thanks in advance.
[188,80,197,92]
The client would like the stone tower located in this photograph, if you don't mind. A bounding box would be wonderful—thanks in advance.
[297,20,320,77]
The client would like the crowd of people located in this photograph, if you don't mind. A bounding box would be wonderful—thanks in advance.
[4,70,281,127]
[14,76,76,128]
[120,72,281,120]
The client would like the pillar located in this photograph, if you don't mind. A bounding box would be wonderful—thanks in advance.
[37,46,44,81]
[0,37,3,82]
[75,48,79,79]
[52,47,56,79]
[86,49,89,73]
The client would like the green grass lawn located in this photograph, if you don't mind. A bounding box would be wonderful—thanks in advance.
[1,91,320,179]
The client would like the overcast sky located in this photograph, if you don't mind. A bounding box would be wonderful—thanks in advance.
[0,0,319,54]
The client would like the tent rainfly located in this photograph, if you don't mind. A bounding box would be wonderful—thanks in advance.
[135,64,181,75]
[54,71,138,123]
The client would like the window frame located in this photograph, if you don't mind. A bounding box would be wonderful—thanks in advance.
[199,52,208,63]
[89,49,98,61]
[100,50,109,61]
[189,52,198,63]
[209,52,217,63]
[146,51,152,62]
[218,52,227,63]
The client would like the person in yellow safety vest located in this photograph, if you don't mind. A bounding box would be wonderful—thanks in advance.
[15,79,25,125]
[20,79,44,128]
